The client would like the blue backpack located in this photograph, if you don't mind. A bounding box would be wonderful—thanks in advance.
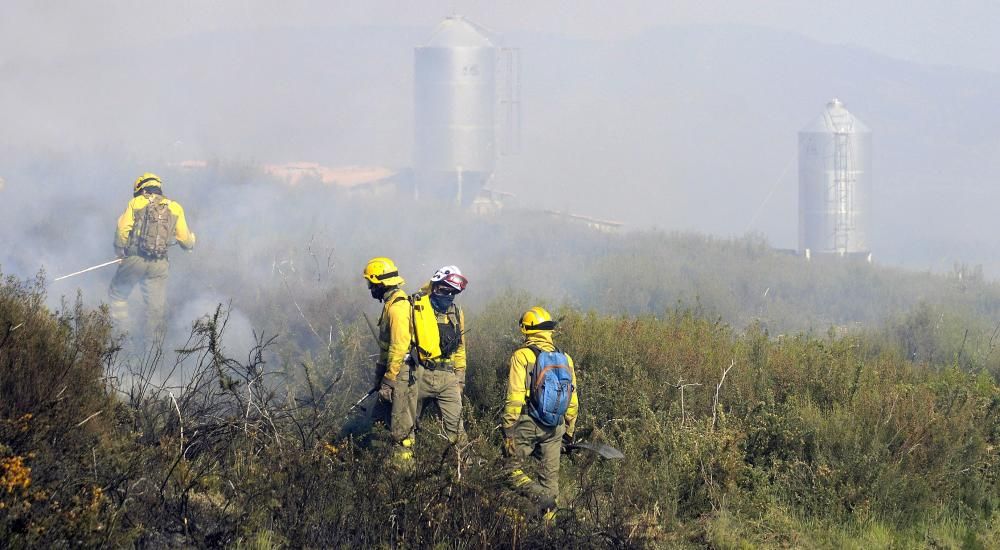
[525,345,575,427]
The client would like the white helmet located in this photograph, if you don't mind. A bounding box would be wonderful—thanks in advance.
[431,265,462,282]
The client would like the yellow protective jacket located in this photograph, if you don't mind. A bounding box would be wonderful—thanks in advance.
[502,331,579,437]
[377,287,412,383]
[115,193,196,253]
[418,283,466,371]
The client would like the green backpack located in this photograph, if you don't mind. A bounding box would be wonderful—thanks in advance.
[135,196,174,259]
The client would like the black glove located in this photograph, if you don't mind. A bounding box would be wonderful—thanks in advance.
[561,432,574,452]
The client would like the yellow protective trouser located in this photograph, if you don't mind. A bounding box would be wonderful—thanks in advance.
[505,414,564,510]
[108,255,169,340]
[413,365,463,443]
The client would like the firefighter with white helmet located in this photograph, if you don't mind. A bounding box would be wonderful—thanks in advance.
[411,265,469,443]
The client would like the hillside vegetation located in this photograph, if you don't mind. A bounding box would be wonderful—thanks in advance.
[2,199,1000,548]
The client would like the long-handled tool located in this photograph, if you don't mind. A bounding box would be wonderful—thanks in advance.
[347,388,378,415]
[344,312,384,417]
[361,311,379,342]
[53,258,122,282]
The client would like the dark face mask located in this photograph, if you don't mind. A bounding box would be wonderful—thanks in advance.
[370,284,389,301]
[429,292,455,313]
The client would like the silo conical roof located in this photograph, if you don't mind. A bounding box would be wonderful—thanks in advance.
[801,98,870,133]
[423,15,494,48]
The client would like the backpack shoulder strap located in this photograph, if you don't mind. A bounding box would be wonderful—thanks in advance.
[383,288,408,307]
[379,290,408,324]
[521,345,543,392]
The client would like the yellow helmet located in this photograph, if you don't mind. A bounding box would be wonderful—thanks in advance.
[133,172,162,194]
[363,257,405,287]
[520,306,556,334]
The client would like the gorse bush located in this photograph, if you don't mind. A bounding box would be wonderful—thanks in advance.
[0,273,116,545]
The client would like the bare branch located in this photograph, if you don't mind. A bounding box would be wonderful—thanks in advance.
[169,391,184,460]
[75,410,103,428]
[673,378,702,426]
[712,359,735,431]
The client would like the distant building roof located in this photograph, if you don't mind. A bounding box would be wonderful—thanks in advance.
[173,160,209,170]
[262,163,396,187]
[544,209,624,232]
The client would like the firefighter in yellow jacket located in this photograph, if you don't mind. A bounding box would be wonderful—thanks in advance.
[502,306,579,520]
[412,265,468,443]
[363,257,417,462]
[108,173,196,341]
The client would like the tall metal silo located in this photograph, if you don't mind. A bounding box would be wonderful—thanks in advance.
[413,16,498,205]
[798,98,872,258]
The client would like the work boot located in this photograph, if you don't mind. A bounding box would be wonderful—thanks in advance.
[537,496,557,526]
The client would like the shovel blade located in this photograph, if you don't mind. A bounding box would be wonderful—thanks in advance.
[567,441,624,459]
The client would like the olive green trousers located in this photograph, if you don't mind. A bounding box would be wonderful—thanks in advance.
[108,255,169,340]
[505,414,565,506]
[413,365,463,443]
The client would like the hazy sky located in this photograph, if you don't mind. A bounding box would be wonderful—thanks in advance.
[2,0,998,73]
[4,0,1000,277]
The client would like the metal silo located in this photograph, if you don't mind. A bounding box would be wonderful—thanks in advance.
[414,16,498,205]
[798,99,872,258]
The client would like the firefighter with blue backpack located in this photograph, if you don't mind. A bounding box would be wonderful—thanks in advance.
[108,173,196,341]
[502,306,579,521]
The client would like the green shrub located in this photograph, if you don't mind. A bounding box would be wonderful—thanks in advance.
[3,230,1000,547]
